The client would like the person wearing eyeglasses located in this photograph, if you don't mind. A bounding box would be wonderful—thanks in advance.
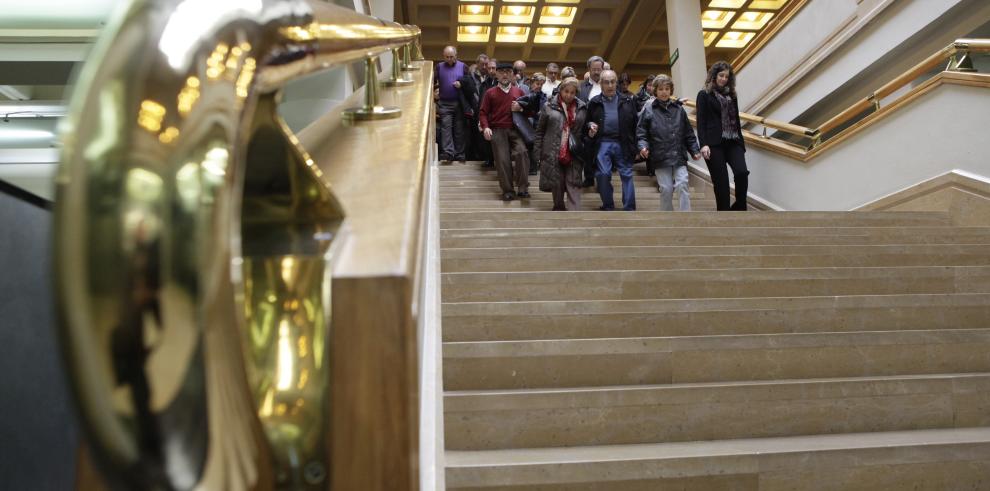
[585,70,639,211]
[542,62,561,99]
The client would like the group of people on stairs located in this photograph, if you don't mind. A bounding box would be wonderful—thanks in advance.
[435,47,749,212]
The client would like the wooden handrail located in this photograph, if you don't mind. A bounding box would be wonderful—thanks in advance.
[681,99,819,139]
[704,38,989,146]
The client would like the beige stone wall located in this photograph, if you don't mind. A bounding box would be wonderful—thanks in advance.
[857,170,990,226]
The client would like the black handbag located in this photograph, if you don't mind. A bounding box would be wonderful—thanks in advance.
[512,112,536,145]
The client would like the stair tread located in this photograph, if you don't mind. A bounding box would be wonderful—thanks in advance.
[445,426,990,467]
[445,372,990,403]
[443,328,990,355]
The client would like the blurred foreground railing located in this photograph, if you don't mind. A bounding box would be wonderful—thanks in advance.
[55,1,436,489]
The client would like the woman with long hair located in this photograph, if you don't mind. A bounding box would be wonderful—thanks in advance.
[534,77,587,210]
[696,61,749,210]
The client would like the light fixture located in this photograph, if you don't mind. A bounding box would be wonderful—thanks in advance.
[499,5,534,23]
[458,4,493,23]
[457,25,490,43]
[533,27,568,44]
[495,25,530,43]
[732,11,774,30]
[715,31,755,48]
[749,0,788,9]
[708,0,746,8]
[701,10,733,29]
[538,6,576,25]
[0,103,66,119]
[702,31,719,47]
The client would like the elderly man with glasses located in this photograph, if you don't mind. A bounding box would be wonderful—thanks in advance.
[585,70,639,210]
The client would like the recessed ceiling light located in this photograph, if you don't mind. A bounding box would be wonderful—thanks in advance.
[534,27,569,44]
[708,0,746,8]
[715,31,755,48]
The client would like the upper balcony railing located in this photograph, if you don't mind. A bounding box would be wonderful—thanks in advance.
[55,1,435,490]
[683,38,990,161]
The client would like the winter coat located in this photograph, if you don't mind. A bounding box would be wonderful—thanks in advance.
[695,88,746,151]
[457,74,479,117]
[534,96,588,191]
[585,92,639,160]
[636,98,701,169]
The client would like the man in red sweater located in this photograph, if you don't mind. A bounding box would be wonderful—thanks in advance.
[480,61,530,201]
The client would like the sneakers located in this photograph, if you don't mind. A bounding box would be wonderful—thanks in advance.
[502,192,515,201]
[517,191,531,199]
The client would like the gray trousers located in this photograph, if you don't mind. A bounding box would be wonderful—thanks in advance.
[656,165,691,211]
[437,100,466,161]
[552,163,583,210]
[491,128,530,194]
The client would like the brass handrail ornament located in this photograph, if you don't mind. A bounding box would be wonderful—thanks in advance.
[54,0,417,489]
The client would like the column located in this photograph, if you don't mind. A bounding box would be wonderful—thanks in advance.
[665,0,707,98]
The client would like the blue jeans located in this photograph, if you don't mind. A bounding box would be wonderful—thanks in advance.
[595,140,636,210]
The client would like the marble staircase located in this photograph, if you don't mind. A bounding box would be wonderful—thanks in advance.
[438,162,990,490]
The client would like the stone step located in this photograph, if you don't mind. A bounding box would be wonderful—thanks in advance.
[443,329,990,390]
[441,293,990,342]
[441,244,990,272]
[439,185,695,194]
[443,373,990,450]
[441,225,990,238]
[441,266,990,302]
[439,201,719,211]
[439,191,707,200]
[445,427,990,489]
[439,177,666,186]
[438,210,952,227]
[441,227,990,248]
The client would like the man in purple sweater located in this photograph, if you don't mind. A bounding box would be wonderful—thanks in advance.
[436,46,468,164]
[480,62,530,201]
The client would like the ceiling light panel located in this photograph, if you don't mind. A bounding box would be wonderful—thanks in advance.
[499,5,535,24]
[702,31,719,47]
[749,0,788,9]
[701,10,733,29]
[538,6,576,25]
[458,5,493,23]
[708,0,746,8]
[732,11,774,30]
[495,25,530,43]
[533,27,569,43]
[715,31,755,48]
[457,25,490,43]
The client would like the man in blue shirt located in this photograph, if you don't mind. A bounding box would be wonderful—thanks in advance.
[585,70,639,210]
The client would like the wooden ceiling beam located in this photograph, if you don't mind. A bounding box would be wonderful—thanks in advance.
[603,1,666,75]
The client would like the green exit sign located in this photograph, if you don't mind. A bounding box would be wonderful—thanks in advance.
[669,49,679,67]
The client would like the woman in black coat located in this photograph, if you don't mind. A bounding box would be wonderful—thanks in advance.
[696,61,749,211]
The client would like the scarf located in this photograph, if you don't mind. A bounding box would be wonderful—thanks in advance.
[557,95,577,166]
[713,88,740,140]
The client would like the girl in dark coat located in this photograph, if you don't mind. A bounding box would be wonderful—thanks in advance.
[637,75,701,211]
[696,61,749,211]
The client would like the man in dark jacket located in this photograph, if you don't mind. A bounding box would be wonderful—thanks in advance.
[577,55,605,103]
[477,58,499,167]
[585,70,639,210]
[456,72,479,161]
[512,73,547,175]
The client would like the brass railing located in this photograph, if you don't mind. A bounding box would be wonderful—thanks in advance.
[684,38,990,159]
[54,1,431,490]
